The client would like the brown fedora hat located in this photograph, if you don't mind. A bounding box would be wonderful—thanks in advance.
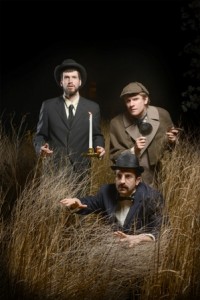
[54,59,87,87]
[120,82,149,98]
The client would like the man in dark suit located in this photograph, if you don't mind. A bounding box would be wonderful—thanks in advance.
[60,152,165,247]
[33,59,105,173]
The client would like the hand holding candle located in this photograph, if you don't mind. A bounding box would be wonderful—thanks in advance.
[81,112,104,158]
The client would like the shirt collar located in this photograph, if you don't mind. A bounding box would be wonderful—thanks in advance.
[63,94,79,108]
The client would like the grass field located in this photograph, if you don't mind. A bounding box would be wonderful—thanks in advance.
[0,119,199,300]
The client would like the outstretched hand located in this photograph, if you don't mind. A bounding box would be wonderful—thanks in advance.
[60,198,87,209]
[113,231,154,248]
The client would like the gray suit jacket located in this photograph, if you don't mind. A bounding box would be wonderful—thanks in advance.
[34,96,104,169]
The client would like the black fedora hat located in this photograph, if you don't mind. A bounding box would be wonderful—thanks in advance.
[111,152,144,174]
[54,59,87,87]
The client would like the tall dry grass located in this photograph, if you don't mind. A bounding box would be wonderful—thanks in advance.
[0,119,200,299]
[140,132,200,299]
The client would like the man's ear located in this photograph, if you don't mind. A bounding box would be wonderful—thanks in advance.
[136,176,141,186]
[144,96,149,105]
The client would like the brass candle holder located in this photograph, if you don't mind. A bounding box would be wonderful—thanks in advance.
[82,147,100,158]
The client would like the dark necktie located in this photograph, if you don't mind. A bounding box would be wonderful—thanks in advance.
[68,104,74,127]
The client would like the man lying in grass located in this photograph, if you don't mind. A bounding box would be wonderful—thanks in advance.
[60,152,164,248]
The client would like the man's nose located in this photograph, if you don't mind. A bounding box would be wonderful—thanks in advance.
[120,175,126,183]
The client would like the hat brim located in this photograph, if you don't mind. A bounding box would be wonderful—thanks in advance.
[54,62,87,87]
[111,166,144,174]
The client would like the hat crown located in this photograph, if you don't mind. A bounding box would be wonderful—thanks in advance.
[111,152,144,174]
[120,82,149,98]
[60,58,77,65]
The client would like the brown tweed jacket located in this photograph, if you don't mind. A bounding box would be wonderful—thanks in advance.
[109,106,173,184]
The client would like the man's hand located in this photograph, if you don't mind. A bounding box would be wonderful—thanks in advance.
[113,231,154,248]
[60,198,87,209]
[96,146,106,158]
[166,127,182,143]
[134,136,146,155]
[40,143,53,157]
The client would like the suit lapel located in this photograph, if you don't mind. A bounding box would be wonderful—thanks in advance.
[73,98,85,123]
[124,106,160,156]
[124,113,140,141]
[71,97,92,130]
[56,96,69,128]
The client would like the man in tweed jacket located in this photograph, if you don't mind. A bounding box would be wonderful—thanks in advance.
[110,82,179,185]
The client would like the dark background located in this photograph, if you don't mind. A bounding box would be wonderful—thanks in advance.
[0,1,191,132]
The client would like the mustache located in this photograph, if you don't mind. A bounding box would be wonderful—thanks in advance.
[117,184,128,189]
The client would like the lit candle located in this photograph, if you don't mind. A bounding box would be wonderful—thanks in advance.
[89,112,93,148]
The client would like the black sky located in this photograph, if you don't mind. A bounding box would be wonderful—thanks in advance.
[0,1,188,130]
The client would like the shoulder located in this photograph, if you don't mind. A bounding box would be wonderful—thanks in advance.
[147,106,172,124]
[42,96,63,106]
[157,106,170,115]
[110,113,124,124]
[137,182,163,198]
[151,106,171,118]
[80,97,100,108]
